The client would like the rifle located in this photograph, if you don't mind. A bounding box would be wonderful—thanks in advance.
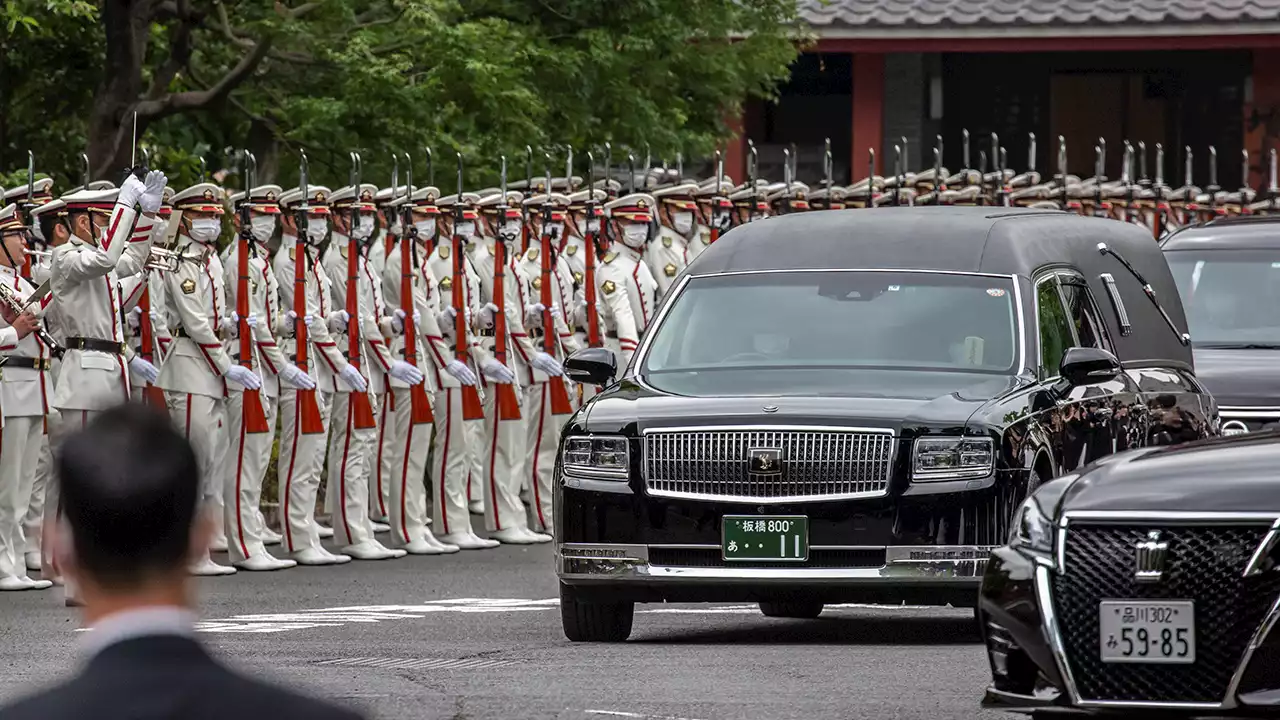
[399,154,432,424]
[490,158,521,422]
[344,152,377,429]
[541,155,573,415]
[583,151,602,349]
[522,146,534,255]
[386,152,399,259]
[235,150,270,431]
[453,152,485,421]
[293,152,325,434]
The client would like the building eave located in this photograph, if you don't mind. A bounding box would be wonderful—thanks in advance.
[809,22,1280,40]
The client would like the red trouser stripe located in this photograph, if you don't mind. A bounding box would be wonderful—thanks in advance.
[531,384,548,529]
[282,399,301,552]
[338,397,354,543]
[375,396,389,518]
[234,407,249,559]
[400,402,415,543]
[437,390,452,535]
[487,400,502,530]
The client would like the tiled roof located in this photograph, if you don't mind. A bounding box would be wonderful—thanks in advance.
[797,0,1280,29]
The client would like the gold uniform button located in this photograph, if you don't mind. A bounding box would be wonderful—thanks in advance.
[528,248,539,261]
[532,277,542,290]
[440,276,453,290]
[439,245,450,259]
[181,278,196,294]
[573,271,583,285]
[664,263,677,277]
[566,244,578,256]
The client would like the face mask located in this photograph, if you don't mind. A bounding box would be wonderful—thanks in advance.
[545,221,564,240]
[502,219,522,238]
[354,215,375,240]
[413,219,437,240]
[250,215,276,243]
[306,216,327,243]
[622,223,648,247]
[672,212,694,235]
[455,221,475,238]
[189,218,221,244]
[586,219,601,233]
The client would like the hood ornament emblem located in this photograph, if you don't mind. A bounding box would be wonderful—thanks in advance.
[1135,530,1169,584]
[762,405,778,413]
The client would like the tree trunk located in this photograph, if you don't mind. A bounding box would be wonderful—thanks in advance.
[86,0,149,181]
[249,117,280,184]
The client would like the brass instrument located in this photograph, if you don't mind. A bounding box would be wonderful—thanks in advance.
[144,245,190,272]
[0,281,62,357]
[22,248,50,260]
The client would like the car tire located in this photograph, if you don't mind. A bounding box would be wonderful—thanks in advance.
[758,601,825,619]
[560,583,634,642]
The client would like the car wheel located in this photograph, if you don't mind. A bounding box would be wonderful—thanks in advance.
[758,601,825,619]
[559,583,634,642]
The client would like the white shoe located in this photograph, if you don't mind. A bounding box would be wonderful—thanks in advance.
[291,547,349,566]
[489,527,538,545]
[399,538,453,555]
[316,524,334,539]
[468,501,484,515]
[24,552,41,572]
[190,557,237,576]
[342,540,404,560]
[209,532,229,553]
[371,521,390,533]
[436,531,500,550]
[26,578,53,590]
[423,532,460,554]
[0,575,32,591]
[261,527,283,546]
[518,527,553,544]
[234,553,297,572]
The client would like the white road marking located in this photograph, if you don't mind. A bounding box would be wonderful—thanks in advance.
[585,710,708,720]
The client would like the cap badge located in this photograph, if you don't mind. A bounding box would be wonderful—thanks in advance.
[314,191,325,202]
[203,189,215,201]
[265,191,277,201]
[637,199,648,209]
[360,190,372,201]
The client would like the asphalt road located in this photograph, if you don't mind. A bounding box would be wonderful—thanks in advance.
[0,517,1004,720]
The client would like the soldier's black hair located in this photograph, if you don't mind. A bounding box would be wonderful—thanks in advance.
[56,403,200,591]
[37,214,65,246]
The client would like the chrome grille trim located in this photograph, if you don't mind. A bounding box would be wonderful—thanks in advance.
[642,425,894,503]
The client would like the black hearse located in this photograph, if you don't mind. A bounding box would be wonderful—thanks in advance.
[1162,216,1280,437]
[556,207,1216,642]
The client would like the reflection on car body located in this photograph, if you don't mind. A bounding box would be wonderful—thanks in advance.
[554,207,1216,643]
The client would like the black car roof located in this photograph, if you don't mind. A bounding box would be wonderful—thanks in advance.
[687,207,1192,369]
[1161,215,1280,251]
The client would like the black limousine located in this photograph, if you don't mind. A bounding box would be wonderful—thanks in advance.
[980,432,1280,715]
[1162,215,1280,437]
[556,207,1216,642]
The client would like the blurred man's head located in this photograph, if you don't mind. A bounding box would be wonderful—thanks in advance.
[55,404,207,617]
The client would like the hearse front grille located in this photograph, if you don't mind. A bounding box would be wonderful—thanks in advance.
[648,547,886,569]
[643,428,894,503]
[1050,523,1278,704]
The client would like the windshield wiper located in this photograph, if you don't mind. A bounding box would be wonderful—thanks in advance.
[1097,242,1191,346]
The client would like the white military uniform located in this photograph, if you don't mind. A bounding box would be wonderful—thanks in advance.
[598,194,659,371]
[370,187,404,524]
[0,204,53,590]
[222,184,297,572]
[154,182,237,576]
[120,192,175,394]
[319,184,402,561]
[515,203,581,534]
[272,187,353,565]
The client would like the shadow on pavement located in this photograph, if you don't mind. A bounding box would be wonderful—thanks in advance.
[630,614,982,646]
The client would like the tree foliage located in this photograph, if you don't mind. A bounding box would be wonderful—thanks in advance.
[0,0,803,192]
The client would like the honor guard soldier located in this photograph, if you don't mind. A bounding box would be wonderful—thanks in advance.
[766,182,810,215]
[728,181,770,227]
[154,183,257,577]
[598,193,659,370]
[369,184,407,529]
[0,204,53,591]
[381,186,473,554]
[564,188,607,360]
[473,189,553,545]
[274,185,365,565]
[691,177,734,261]
[5,178,54,283]
[122,185,174,393]
[649,182,699,298]
[808,185,848,211]
[432,191,491,523]
[322,183,413,561]
[516,191,579,536]
[223,184,312,571]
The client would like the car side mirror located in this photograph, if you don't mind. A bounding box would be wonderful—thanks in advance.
[1059,346,1122,387]
[565,347,617,387]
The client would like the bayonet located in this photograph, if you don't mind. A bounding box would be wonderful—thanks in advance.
[565,146,574,193]
[25,151,34,205]
[627,152,635,194]
[900,137,908,177]
[783,147,793,198]
[676,152,683,181]
[1028,133,1037,174]
[425,146,433,187]
[1058,136,1067,184]
[824,139,833,192]
[1241,149,1250,192]
[1155,143,1165,187]
[962,129,971,174]
[1098,138,1107,179]
[390,153,399,199]
[1138,141,1148,185]
[1185,146,1194,188]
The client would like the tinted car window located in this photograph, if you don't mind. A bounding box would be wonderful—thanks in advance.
[1058,278,1108,350]
[1166,249,1280,348]
[1037,275,1075,377]
[643,271,1018,375]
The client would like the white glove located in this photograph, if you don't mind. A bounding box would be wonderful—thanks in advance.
[224,364,262,390]
[245,315,258,328]
[549,305,562,322]
[129,356,159,383]
[117,174,146,209]
[445,359,478,386]
[524,302,545,327]
[220,312,239,333]
[389,359,424,385]
[286,310,314,326]
[279,363,317,390]
[339,364,368,393]
[480,358,516,384]
[392,308,422,334]
[328,310,350,333]
[478,302,500,329]
[531,351,564,377]
[139,170,168,213]
[127,306,142,333]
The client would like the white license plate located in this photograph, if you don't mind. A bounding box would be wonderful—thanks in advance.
[1098,600,1195,664]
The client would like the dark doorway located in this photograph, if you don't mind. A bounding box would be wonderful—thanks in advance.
[745,52,853,186]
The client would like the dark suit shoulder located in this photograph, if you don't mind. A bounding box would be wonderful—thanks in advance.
[222,670,365,720]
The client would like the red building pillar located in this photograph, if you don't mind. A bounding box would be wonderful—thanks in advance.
[1245,49,1280,190]
[723,110,747,184]
[851,53,885,177]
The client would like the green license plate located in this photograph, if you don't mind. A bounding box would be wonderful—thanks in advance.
[722,515,809,562]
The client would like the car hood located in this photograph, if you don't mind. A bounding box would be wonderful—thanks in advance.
[1059,434,1280,514]
[582,370,1019,435]
[1192,347,1280,407]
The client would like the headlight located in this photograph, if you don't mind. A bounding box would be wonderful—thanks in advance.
[912,437,994,481]
[1009,496,1055,558]
[562,435,630,479]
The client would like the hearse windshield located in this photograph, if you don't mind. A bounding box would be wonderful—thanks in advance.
[641,270,1019,391]
[1167,249,1280,349]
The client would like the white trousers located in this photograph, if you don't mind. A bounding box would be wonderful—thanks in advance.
[329,391,378,548]
[21,421,52,561]
[523,383,568,533]
[382,388,434,546]
[0,415,43,580]
[167,392,228,513]
[466,418,484,507]
[224,390,279,564]
[371,394,393,522]
[431,388,473,536]
[480,384,528,533]
[278,389,333,554]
